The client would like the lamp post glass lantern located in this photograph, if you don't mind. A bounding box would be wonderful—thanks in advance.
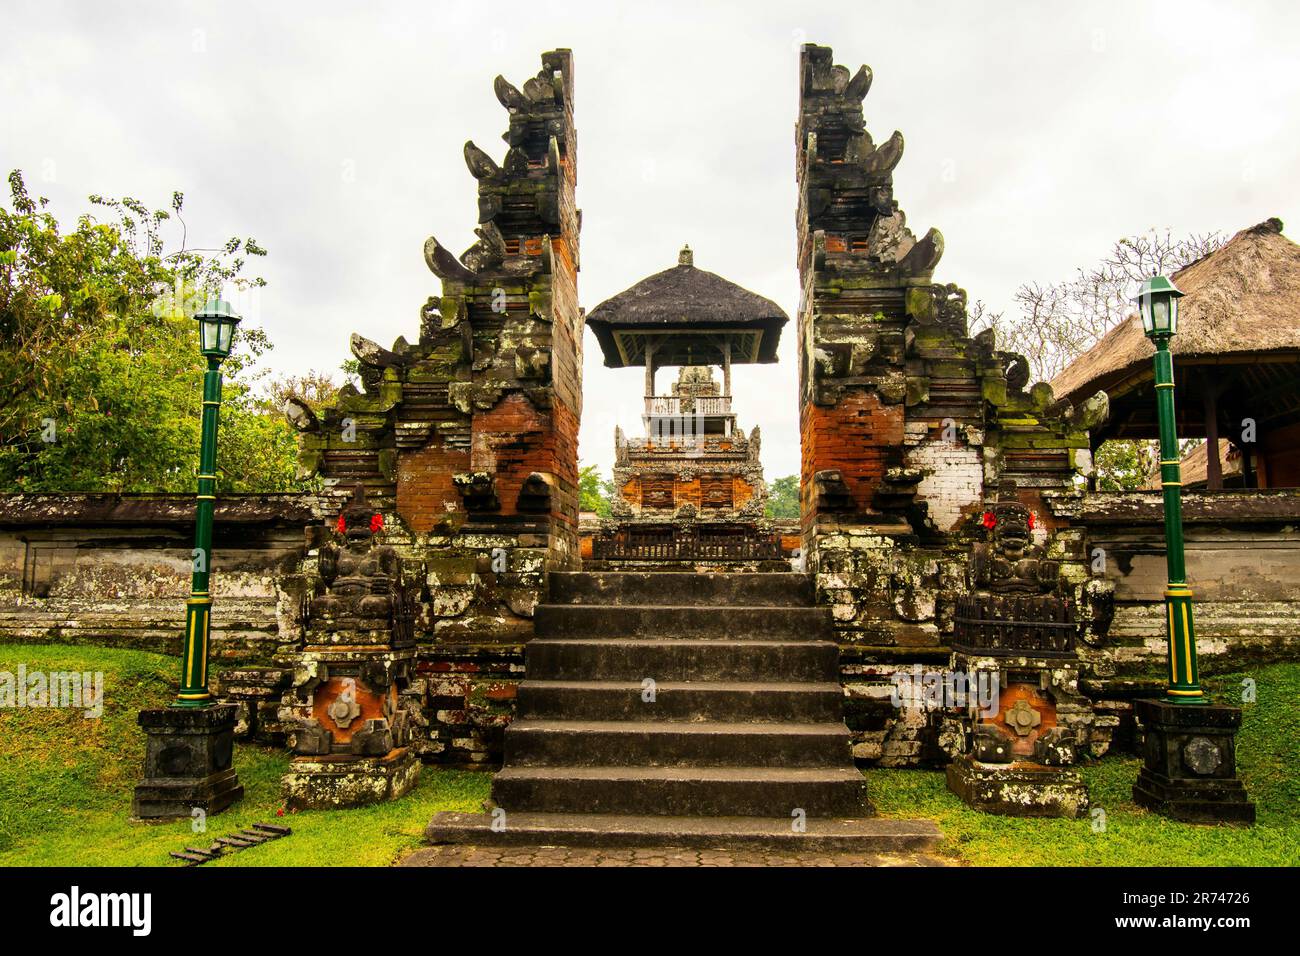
[1137,274,1181,337]
[196,297,241,358]
[1135,275,1204,704]
[175,297,242,707]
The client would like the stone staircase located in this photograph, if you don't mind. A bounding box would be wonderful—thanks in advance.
[426,571,940,854]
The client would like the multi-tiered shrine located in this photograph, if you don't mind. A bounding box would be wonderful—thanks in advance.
[585,247,788,564]
[614,363,764,517]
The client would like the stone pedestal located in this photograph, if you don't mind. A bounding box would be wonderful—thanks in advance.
[1133,698,1255,824]
[132,703,244,820]
[279,483,426,810]
[942,658,1095,817]
[946,754,1088,818]
[941,482,1106,818]
[283,748,420,810]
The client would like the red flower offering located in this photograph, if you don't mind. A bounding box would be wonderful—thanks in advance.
[370,514,383,533]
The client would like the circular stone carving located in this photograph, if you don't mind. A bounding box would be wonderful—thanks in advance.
[1182,736,1223,776]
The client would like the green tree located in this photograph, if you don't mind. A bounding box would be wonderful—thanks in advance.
[1093,437,1203,492]
[0,170,302,492]
[764,474,800,519]
[1093,440,1155,491]
[268,369,346,412]
[578,463,614,517]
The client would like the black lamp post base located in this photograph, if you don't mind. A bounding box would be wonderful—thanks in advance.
[1132,698,1255,825]
[132,703,244,820]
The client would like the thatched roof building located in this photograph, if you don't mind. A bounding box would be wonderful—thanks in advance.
[1141,440,1244,491]
[1052,218,1300,489]
[586,246,789,387]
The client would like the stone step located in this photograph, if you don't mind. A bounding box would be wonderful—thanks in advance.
[525,638,841,683]
[401,843,950,867]
[516,679,845,723]
[491,765,872,817]
[505,720,851,767]
[425,811,941,854]
[534,604,831,640]
[549,572,814,607]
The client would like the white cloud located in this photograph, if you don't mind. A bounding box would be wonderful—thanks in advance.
[4,0,1297,482]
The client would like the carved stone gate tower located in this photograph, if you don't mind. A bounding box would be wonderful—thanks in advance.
[794,44,1111,771]
[293,50,583,647]
[284,44,1114,804]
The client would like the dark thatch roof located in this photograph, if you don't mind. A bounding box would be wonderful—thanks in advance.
[586,247,789,368]
[1052,218,1300,403]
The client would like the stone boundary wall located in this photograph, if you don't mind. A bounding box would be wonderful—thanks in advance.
[5,490,1299,766]
[842,489,1300,765]
[0,494,316,663]
[1062,489,1300,674]
[0,493,524,762]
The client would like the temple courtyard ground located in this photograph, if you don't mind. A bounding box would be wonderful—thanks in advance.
[1,644,1296,868]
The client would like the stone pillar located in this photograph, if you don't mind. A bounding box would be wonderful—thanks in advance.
[278,484,423,810]
[293,51,580,605]
[283,51,582,764]
[793,45,1112,766]
[942,487,1092,817]
[794,44,945,651]
[423,49,582,573]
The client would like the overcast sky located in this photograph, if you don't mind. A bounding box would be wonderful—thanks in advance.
[4,1,1297,481]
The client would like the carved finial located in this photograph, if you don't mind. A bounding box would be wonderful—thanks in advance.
[862,130,904,177]
[423,236,479,283]
[281,396,319,433]
[678,244,693,267]
[463,141,501,180]
[846,64,873,101]
[494,75,528,112]
[350,332,412,369]
[898,227,944,276]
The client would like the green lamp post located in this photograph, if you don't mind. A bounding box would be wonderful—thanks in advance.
[1130,275,1254,823]
[1135,275,1205,705]
[132,296,246,819]
[174,297,242,707]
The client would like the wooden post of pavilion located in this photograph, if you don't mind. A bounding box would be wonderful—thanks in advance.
[1204,389,1223,491]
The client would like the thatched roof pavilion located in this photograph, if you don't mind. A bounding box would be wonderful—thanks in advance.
[586,246,788,395]
[1141,440,1244,491]
[1052,218,1300,489]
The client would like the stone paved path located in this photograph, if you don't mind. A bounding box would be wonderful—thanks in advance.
[399,845,952,867]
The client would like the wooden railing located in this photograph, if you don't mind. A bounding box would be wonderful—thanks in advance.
[591,525,781,562]
[951,593,1077,657]
[644,395,732,417]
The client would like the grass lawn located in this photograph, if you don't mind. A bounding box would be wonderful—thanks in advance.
[0,643,1296,867]
[868,664,1300,866]
[0,644,490,867]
